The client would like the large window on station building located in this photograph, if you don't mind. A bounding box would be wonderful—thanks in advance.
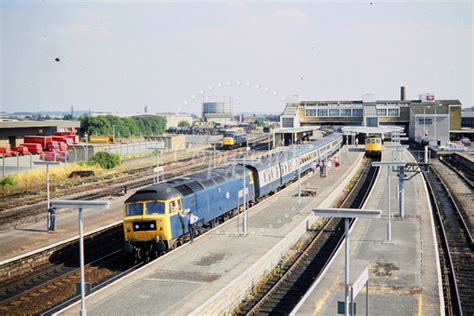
[388,108,399,116]
[340,109,352,116]
[329,109,339,117]
[352,109,363,117]
[317,109,328,116]
[305,109,317,117]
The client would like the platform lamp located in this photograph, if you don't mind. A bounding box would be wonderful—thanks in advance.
[312,208,382,316]
[34,160,61,231]
[371,161,406,240]
[50,200,110,316]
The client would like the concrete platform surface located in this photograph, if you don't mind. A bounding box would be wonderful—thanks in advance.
[294,146,443,315]
[59,147,364,315]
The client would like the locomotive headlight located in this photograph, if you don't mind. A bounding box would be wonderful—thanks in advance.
[135,224,139,229]
[150,223,155,229]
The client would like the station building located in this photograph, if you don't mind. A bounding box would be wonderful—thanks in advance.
[279,87,465,144]
[0,119,80,148]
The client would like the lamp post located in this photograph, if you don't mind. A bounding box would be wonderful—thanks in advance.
[34,160,61,231]
[313,208,382,316]
[423,105,431,142]
[384,145,409,218]
[434,102,441,145]
[243,146,250,236]
[372,161,406,240]
[50,200,110,316]
[149,145,166,183]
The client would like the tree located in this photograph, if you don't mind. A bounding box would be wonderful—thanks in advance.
[178,120,191,127]
[79,115,166,137]
[63,114,74,120]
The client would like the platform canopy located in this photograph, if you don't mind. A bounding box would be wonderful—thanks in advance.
[341,125,404,135]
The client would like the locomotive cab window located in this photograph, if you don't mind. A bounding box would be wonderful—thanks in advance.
[146,202,165,215]
[126,203,143,216]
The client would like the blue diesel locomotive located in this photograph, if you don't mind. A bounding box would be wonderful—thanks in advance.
[123,133,342,258]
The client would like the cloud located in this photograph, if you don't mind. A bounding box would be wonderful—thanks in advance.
[54,24,111,38]
[225,2,248,13]
[77,9,111,22]
[272,8,307,21]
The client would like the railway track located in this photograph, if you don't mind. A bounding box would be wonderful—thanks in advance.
[0,226,132,315]
[0,138,274,315]
[439,156,474,188]
[237,158,379,315]
[0,138,269,230]
[423,167,474,316]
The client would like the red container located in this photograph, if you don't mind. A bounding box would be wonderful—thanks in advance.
[12,146,30,155]
[21,143,43,154]
[54,132,78,144]
[0,148,15,156]
[23,136,53,149]
[46,141,68,151]
[41,151,67,162]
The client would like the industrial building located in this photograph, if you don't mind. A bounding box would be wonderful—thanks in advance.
[154,112,193,129]
[0,119,80,148]
[280,87,464,144]
[202,96,233,125]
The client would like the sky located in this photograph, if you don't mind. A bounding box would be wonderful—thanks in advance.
[1,1,473,115]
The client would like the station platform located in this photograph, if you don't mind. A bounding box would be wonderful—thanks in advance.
[58,147,364,315]
[294,145,443,315]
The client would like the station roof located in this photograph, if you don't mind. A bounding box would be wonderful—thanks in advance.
[341,125,404,134]
[0,120,80,129]
[272,126,320,134]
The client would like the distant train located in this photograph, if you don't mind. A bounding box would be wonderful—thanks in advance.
[122,133,343,259]
[365,136,382,158]
[222,132,248,149]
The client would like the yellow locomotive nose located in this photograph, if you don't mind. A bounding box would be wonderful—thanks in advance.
[223,137,234,146]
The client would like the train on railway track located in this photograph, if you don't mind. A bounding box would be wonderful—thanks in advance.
[364,135,382,158]
[122,133,343,258]
[222,131,248,149]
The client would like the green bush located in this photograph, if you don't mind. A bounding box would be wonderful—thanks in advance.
[0,176,18,188]
[92,152,122,169]
[77,160,97,167]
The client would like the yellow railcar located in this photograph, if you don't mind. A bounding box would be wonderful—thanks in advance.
[365,136,382,158]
